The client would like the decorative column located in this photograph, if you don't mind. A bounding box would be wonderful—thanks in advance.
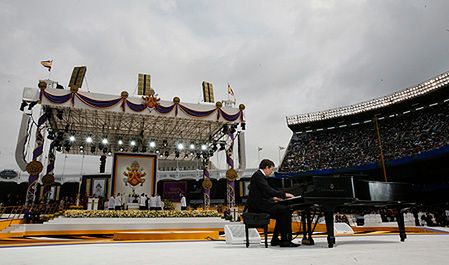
[25,112,47,205]
[42,140,57,203]
[202,161,212,210]
[226,131,238,208]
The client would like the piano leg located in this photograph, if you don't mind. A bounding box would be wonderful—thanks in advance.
[396,208,407,242]
[324,207,336,248]
[301,209,315,245]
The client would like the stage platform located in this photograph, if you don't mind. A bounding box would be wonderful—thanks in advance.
[1,234,448,265]
[0,217,231,238]
[113,230,219,241]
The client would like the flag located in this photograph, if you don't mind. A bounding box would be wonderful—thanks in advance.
[227,83,235,96]
[257,147,263,152]
[279,146,286,150]
[40,60,53,71]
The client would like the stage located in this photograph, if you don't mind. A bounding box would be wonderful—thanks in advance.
[1,234,448,265]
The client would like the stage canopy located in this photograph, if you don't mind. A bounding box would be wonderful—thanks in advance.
[21,84,245,161]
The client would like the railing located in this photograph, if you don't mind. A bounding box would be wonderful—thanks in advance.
[0,203,60,229]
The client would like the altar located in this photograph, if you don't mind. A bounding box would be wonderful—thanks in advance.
[127,203,140,210]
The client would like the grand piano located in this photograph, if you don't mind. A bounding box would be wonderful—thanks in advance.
[279,176,415,248]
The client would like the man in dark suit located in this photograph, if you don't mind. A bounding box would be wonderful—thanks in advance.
[246,159,299,247]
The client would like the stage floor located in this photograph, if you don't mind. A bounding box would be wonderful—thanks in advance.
[1,234,448,265]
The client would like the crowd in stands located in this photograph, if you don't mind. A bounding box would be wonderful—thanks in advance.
[280,102,449,172]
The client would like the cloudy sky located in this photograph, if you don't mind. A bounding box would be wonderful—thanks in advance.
[1,0,449,175]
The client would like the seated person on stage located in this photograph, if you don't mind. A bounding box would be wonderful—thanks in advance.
[246,159,299,247]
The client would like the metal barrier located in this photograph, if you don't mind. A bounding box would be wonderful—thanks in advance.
[0,203,60,229]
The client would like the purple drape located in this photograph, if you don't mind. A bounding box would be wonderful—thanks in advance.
[76,93,122,108]
[219,109,242,122]
[156,104,176,114]
[179,104,216,117]
[126,100,147,112]
[42,90,73,104]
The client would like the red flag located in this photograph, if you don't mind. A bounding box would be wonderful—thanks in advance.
[40,60,53,71]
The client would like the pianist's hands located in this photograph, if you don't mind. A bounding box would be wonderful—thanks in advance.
[285,193,295,199]
[272,197,282,202]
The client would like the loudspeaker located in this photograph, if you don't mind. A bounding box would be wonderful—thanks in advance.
[224,224,260,245]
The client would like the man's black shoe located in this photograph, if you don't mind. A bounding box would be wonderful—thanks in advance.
[270,239,280,246]
[279,241,300,248]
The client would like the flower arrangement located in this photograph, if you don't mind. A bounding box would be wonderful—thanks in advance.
[68,205,84,210]
[63,209,221,218]
[163,199,175,210]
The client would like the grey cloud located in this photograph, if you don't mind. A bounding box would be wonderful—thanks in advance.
[1,0,449,172]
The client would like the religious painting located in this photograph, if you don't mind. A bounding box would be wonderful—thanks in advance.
[92,179,106,198]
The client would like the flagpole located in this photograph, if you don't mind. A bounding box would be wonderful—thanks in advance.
[278,146,285,166]
[278,148,281,165]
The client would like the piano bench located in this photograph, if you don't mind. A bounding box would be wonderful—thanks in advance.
[242,212,271,248]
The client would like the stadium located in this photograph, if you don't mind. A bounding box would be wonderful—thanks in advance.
[278,71,449,191]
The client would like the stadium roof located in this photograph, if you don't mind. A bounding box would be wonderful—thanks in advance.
[287,71,449,131]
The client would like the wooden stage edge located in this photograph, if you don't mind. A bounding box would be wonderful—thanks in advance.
[113,230,219,241]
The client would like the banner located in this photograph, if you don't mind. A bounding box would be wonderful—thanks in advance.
[111,153,157,197]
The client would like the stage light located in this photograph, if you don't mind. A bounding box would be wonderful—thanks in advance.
[56,110,63,120]
[103,148,108,154]
[80,149,84,153]
[47,131,55,140]
[118,139,123,145]
[163,140,168,147]
[177,143,184,150]
[19,101,27,111]
[130,140,136,146]
[27,101,38,110]
[201,144,207,151]
[86,136,93,143]
[69,135,75,142]
[119,147,124,152]
[229,125,236,134]
[108,151,112,156]
[79,145,84,149]
[99,155,106,173]
[102,138,108,145]
[149,141,156,148]
[56,131,64,141]
[189,143,195,150]
[222,124,229,134]
[164,151,169,157]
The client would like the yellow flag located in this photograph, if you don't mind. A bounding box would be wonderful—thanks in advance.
[227,83,235,96]
[40,60,53,71]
